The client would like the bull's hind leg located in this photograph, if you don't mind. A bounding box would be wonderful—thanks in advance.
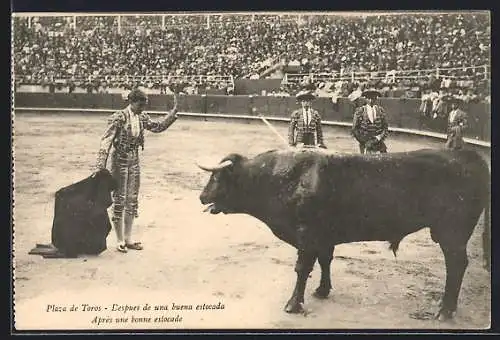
[313,247,335,299]
[284,250,316,313]
[435,244,469,321]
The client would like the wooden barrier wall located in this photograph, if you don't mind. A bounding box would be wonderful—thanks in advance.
[13,93,491,142]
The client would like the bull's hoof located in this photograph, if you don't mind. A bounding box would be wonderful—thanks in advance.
[434,308,455,321]
[312,287,330,299]
[284,299,304,314]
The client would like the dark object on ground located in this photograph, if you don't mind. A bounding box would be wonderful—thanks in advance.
[29,169,116,259]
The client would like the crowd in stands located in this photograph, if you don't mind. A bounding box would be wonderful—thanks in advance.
[263,74,488,109]
[277,72,490,104]
[13,12,490,99]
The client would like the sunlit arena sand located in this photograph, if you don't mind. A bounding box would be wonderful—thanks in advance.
[13,112,490,330]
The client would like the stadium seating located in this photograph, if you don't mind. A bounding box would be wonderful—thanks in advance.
[12,13,490,98]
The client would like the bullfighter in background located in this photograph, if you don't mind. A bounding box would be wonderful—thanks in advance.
[445,97,469,150]
[94,89,178,253]
[351,88,389,154]
[288,89,327,149]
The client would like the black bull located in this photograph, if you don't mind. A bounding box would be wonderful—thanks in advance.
[198,148,490,320]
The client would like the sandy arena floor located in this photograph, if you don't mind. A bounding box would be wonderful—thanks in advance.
[12,112,491,331]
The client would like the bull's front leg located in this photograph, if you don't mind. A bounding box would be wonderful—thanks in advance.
[313,247,335,299]
[284,249,317,313]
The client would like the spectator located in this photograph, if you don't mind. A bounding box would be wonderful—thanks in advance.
[12,13,490,99]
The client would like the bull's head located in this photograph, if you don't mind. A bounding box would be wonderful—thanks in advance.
[198,154,245,215]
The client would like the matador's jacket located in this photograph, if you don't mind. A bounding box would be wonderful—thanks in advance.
[288,108,325,147]
[445,108,468,150]
[351,104,389,153]
[95,105,177,221]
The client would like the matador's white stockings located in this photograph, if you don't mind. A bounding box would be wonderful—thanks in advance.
[113,213,135,247]
[124,213,134,245]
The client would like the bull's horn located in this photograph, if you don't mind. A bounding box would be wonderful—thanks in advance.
[197,160,233,172]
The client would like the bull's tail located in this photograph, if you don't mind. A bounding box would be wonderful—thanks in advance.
[482,198,491,272]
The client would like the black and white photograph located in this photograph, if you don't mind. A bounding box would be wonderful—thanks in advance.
[11,10,491,331]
